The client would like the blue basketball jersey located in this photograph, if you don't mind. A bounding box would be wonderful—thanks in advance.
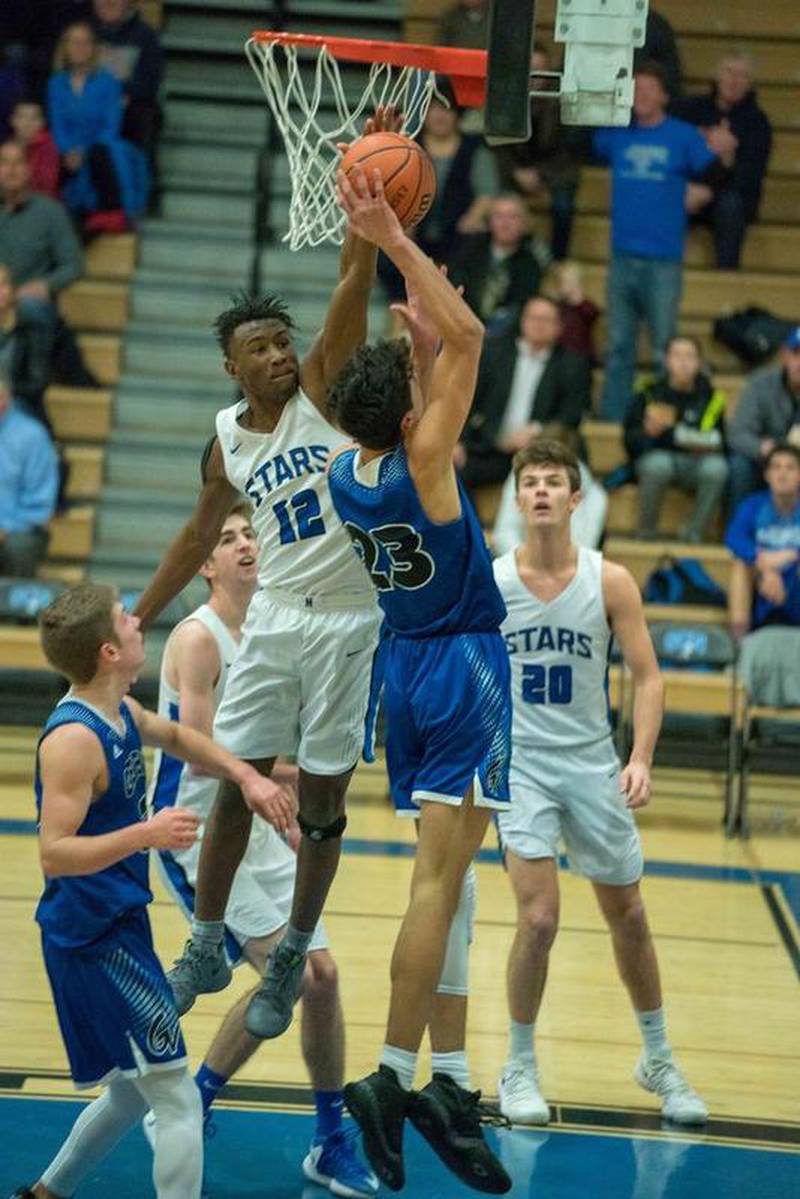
[35,697,151,948]
[328,446,506,637]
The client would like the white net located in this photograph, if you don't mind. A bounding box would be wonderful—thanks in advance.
[246,37,439,250]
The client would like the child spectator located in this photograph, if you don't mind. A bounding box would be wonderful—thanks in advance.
[48,21,149,234]
[11,99,61,200]
[544,260,599,362]
[625,334,728,542]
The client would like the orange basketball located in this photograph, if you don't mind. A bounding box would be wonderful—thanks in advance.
[340,132,436,229]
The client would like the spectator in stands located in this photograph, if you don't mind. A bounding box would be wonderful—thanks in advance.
[48,21,149,234]
[0,140,98,388]
[634,7,683,100]
[458,295,592,490]
[378,87,499,302]
[544,259,599,362]
[727,328,800,512]
[625,334,728,542]
[0,364,59,577]
[91,0,163,162]
[726,443,800,641]
[436,0,489,51]
[0,261,54,425]
[676,51,772,270]
[448,193,542,335]
[494,44,586,261]
[10,99,61,200]
[492,424,609,554]
[594,63,725,422]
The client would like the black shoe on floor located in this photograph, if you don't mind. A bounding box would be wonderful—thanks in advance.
[408,1073,512,1194]
[9,1188,37,1197]
[343,1065,409,1192]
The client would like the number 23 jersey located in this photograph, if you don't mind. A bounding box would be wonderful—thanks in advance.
[216,391,375,600]
[493,547,613,750]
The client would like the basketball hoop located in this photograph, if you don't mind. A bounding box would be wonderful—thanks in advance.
[246,32,487,250]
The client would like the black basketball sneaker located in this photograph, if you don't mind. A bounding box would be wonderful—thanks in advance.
[343,1064,409,1192]
[408,1073,512,1194]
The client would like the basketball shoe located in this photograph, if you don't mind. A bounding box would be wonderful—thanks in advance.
[408,1073,512,1194]
[635,1053,709,1124]
[244,941,306,1039]
[343,1065,409,1192]
[302,1126,379,1198]
[167,938,231,1015]
[497,1062,551,1125]
[9,1189,37,1197]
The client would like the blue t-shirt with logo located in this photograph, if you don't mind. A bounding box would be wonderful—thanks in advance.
[725,490,800,628]
[594,118,715,261]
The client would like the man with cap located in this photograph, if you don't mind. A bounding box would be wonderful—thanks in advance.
[727,328,800,512]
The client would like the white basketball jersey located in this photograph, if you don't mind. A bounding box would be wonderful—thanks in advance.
[216,390,374,601]
[493,547,613,749]
[148,604,238,818]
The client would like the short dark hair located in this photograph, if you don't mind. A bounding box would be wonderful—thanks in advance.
[327,339,413,450]
[635,60,669,93]
[513,436,581,492]
[213,291,295,355]
[765,443,800,471]
[39,583,118,684]
[666,333,703,358]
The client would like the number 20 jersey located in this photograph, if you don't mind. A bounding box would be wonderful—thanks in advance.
[216,391,375,599]
[328,446,505,636]
[493,547,613,749]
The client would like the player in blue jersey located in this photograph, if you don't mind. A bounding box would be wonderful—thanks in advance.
[12,583,292,1199]
[326,168,512,1195]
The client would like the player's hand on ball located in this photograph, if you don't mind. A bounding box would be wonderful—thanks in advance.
[336,166,403,248]
[241,770,296,834]
[620,761,651,809]
[364,103,403,136]
[145,806,200,851]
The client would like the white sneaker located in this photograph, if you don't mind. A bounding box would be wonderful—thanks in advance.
[635,1053,709,1124]
[497,1063,550,1125]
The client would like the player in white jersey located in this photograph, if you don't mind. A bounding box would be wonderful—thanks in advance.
[493,438,709,1127]
[146,505,377,1197]
[132,108,400,1040]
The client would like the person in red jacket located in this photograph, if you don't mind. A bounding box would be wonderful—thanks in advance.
[10,100,61,201]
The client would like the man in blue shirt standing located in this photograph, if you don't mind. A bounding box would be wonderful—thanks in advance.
[594,63,725,421]
[0,365,59,576]
[726,443,800,640]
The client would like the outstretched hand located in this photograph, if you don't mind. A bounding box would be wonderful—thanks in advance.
[391,267,456,355]
[363,104,403,137]
[336,166,404,249]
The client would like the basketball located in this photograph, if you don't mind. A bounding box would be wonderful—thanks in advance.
[340,131,436,229]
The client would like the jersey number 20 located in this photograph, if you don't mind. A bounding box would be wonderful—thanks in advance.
[522,664,573,705]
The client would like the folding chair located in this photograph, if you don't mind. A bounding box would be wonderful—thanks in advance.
[737,629,800,838]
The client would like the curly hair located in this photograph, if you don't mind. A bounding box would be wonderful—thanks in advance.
[213,292,295,354]
[327,339,414,450]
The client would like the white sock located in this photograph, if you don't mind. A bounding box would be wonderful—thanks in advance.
[507,1019,536,1067]
[190,918,225,950]
[380,1044,418,1091]
[636,1007,671,1062]
[42,1077,147,1195]
[431,1050,471,1090]
[283,922,313,955]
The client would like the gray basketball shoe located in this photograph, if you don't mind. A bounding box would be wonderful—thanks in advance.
[167,938,232,1015]
[244,942,306,1039]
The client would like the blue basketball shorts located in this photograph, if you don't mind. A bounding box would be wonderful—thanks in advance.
[384,630,511,816]
[42,907,187,1089]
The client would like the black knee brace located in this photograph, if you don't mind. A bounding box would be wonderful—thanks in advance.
[298,812,347,842]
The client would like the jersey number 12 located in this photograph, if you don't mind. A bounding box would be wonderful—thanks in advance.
[273,489,326,544]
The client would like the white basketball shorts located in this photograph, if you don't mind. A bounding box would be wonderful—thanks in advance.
[213,586,381,774]
[497,737,644,886]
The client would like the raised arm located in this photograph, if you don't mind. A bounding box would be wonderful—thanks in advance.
[134,438,239,630]
[38,724,199,878]
[604,561,664,809]
[125,697,295,835]
[337,168,484,473]
[300,106,403,409]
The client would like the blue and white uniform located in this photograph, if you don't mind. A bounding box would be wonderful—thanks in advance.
[148,605,326,961]
[328,446,511,814]
[493,548,643,885]
[35,696,186,1089]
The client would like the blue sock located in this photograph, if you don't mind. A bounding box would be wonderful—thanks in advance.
[195,1063,228,1115]
[314,1090,344,1139]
